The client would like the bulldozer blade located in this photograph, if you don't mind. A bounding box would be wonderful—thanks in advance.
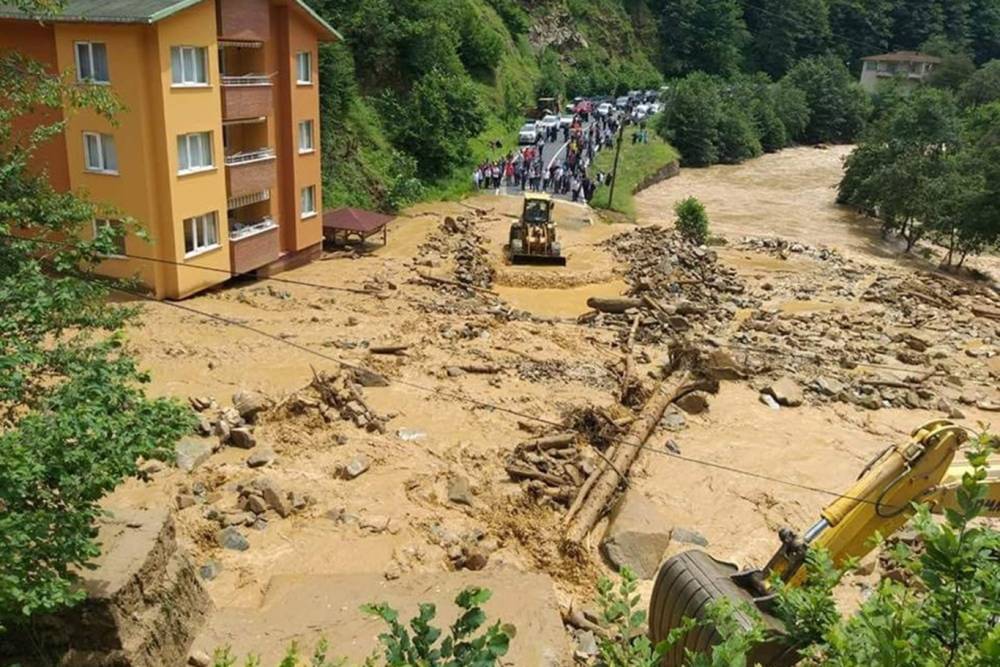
[509,254,567,266]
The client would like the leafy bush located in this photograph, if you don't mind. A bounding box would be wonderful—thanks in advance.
[457,4,505,74]
[716,104,763,163]
[675,197,710,245]
[783,55,870,143]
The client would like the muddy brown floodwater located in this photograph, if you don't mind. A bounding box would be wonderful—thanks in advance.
[102,146,998,662]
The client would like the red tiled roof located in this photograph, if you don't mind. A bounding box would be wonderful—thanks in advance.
[862,51,942,64]
[322,207,394,233]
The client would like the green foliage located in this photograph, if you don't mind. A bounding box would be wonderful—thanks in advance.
[657,0,748,77]
[839,86,999,264]
[0,3,193,630]
[784,56,871,143]
[674,197,710,245]
[658,73,721,167]
[382,67,486,180]
[457,2,505,74]
[959,59,1000,107]
[591,130,679,219]
[212,639,347,667]
[745,0,832,79]
[596,567,670,666]
[773,432,1000,666]
[716,103,763,163]
[362,586,514,666]
[536,48,565,100]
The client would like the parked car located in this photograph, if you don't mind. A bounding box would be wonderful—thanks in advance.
[644,89,660,102]
[540,114,560,132]
[574,100,594,118]
[518,123,539,145]
[559,114,574,128]
[615,96,630,110]
[597,102,613,116]
[648,102,662,114]
[635,103,650,116]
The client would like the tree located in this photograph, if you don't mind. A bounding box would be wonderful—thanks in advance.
[716,103,763,162]
[744,0,832,79]
[456,1,504,74]
[839,87,962,252]
[675,197,710,244]
[783,56,871,143]
[535,49,565,100]
[657,73,721,166]
[772,80,811,143]
[959,59,1000,107]
[384,67,485,179]
[827,0,895,67]
[890,0,947,50]
[0,2,193,630]
[969,0,1000,64]
[657,0,748,77]
[924,39,978,92]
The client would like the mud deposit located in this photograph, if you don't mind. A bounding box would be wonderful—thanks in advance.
[106,149,998,661]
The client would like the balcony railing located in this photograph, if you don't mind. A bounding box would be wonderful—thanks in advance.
[229,216,277,241]
[224,148,275,166]
[222,74,273,87]
[225,148,277,197]
[229,217,280,275]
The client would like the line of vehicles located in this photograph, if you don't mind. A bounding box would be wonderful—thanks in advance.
[518,89,668,146]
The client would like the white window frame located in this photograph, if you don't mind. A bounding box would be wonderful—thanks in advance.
[83,132,119,174]
[300,185,317,219]
[171,46,209,87]
[177,131,214,175]
[75,41,109,84]
[298,119,314,154]
[93,219,127,258]
[296,51,312,85]
[183,212,220,258]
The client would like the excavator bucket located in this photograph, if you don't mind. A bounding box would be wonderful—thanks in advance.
[649,550,797,666]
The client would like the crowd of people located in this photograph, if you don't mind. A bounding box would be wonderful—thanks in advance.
[472,110,623,204]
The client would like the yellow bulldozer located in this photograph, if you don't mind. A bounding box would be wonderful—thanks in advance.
[650,420,1000,665]
[507,193,567,266]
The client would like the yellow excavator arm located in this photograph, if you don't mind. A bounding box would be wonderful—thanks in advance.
[648,420,1000,666]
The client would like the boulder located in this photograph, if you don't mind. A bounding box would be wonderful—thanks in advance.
[216,527,249,551]
[601,493,672,579]
[705,349,745,381]
[447,474,474,506]
[198,560,222,581]
[175,439,213,472]
[812,376,845,397]
[674,391,710,415]
[232,390,272,421]
[256,478,293,518]
[764,377,803,407]
[339,455,370,480]
[246,449,275,469]
[229,427,256,449]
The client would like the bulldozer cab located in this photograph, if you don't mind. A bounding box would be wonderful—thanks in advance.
[523,194,554,225]
[507,194,566,266]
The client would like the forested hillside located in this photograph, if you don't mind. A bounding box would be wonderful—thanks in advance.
[308,0,1000,211]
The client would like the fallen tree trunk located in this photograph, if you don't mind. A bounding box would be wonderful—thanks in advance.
[563,370,701,550]
[586,297,644,314]
[505,464,567,487]
[415,272,498,296]
[521,433,577,450]
[459,364,501,374]
[370,345,409,355]
[619,313,642,404]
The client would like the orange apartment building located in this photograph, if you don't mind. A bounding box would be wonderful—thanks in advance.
[0,0,340,299]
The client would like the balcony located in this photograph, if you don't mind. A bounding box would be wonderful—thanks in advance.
[221,75,274,119]
[229,217,279,274]
[225,148,276,197]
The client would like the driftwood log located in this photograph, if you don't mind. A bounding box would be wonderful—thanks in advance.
[619,313,642,404]
[586,297,644,314]
[563,368,716,552]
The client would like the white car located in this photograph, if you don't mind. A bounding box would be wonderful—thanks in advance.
[559,114,574,128]
[540,114,560,131]
[649,102,662,114]
[635,103,650,116]
[518,123,539,145]
[597,102,613,116]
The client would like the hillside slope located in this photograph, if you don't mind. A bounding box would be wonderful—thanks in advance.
[309,0,661,211]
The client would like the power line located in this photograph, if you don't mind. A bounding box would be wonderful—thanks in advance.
[6,232,946,377]
[0,232,376,296]
[97,279,907,510]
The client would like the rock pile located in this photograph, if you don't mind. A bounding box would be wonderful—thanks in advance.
[280,367,387,433]
[597,226,754,344]
[417,212,496,292]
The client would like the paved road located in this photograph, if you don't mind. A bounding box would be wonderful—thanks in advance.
[494,118,599,203]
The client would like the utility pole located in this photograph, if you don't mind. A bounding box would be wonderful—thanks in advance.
[607,119,626,209]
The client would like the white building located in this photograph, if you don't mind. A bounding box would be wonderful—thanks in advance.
[860,51,942,93]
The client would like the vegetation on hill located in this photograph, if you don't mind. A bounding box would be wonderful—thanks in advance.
[591,131,679,219]
[310,1,1000,211]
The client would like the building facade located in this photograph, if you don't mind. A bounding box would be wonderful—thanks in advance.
[859,51,942,93]
[0,0,339,299]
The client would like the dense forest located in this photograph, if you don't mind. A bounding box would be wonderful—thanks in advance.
[308,0,1000,211]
